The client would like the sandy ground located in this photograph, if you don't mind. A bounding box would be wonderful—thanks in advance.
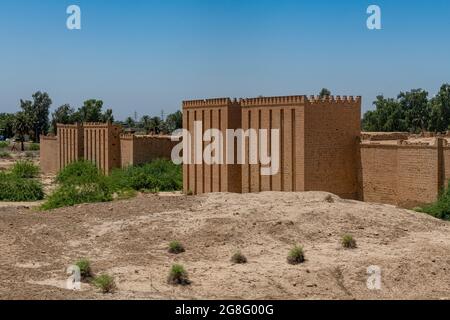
[0,191,449,300]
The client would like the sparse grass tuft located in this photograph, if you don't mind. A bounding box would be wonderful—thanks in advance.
[75,259,92,280]
[28,143,40,151]
[287,245,305,265]
[56,160,102,185]
[341,234,357,249]
[167,264,190,286]
[231,251,247,264]
[0,151,11,158]
[168,241,185,254]
[186,189,194,196]
[92,274,116,293]
[0,141,9,149]
[11,160,40,178]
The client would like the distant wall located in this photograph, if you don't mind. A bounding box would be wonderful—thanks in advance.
[360,139,444,208]
[57,124,84,170]
[120,134,177,168]
[40,135,58,174]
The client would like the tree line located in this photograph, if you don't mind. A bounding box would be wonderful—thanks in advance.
[0,91,183,150]
[362,84,450,133]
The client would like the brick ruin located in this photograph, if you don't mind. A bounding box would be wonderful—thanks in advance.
[40,123,177,175]
[39,96,450,209]
[183,95,450,208]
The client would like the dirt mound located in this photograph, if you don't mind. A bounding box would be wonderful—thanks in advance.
[0,192,449,300]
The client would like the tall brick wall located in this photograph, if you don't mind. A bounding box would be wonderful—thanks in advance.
[40,135,58,174]
[303,96,361,199]
[183,95,361,198]
[83,123,121,174]
[360,139,445,208]
[57,124,84,170]
[120,134,177,167]
[182,98,242,194]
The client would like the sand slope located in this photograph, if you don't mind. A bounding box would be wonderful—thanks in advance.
[0,192,449,300]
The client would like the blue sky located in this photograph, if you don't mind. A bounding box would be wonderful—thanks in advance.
[0,0,449,120]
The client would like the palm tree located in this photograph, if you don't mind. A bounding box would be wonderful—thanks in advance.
[14,111,31,151]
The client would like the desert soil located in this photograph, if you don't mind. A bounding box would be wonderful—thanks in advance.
[0,191,449,300]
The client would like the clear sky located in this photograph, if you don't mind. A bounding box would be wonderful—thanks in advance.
[0,0,449,120]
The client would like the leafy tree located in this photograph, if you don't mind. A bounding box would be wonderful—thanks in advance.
[397,89,430,133]
[14,111,31,151]
[428,84,450,132]
[125,117,136,129]
[74,99,104,123]
[101,108,114,123]
[51,104,76,133]
[20,91,52,142]
[148,116,162,134]
[165,110,182,133]
[319,88,331,98]
[0,113,16,138]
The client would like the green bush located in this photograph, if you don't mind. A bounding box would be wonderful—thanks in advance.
[11,160,40,178]
[41,182,112,210]
[56,161,102,185]
[287,245,305,265]
[341,234,357,249]
[0,151,11,158]
[92,274,116,293]
[0,174,44,201]
[167,264,190,286]
[0,141,9,149]
[75,259,92,280]
[168,241,185,254]
[418,187,450,221]
[110,159,182,192]
[28,143,40,151]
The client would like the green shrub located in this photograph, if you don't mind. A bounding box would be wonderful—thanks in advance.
[28,143,40,151]
[41,182,112,210]
[56,161,102,185]
[11,160,40,178]
[167,264,190,286]
[0,141,9,149]
[75,259,92,280]
[0,151,11,158]
[92,274,116,293]
[341,234,357,249]
[418,186,450,221]
[287,245,305,265]
[168,241,185,254]
[0,174,44,201]
[231,251,247,264]
[110,159,182,192]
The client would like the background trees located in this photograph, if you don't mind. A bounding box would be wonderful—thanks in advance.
[20,91,52,142]
[362,83,450,133]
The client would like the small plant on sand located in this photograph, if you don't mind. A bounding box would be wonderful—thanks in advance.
[186,189,194,196]
[92,274,116,293]
[341,234,357,249]
[287,245,305,265]
[231,251,247,264]
[168,241,185,254]
[75,259,92,280]
[167,264,190,286]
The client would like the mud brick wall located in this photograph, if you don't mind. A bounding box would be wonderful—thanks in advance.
[120,134,177,168]
[303,96,361,199]
[40,135,58,174]
[240,96,305,193]
[182,98,242,195]
[83,123,121,174]
[360,139,445,208]
[57,123,84,170]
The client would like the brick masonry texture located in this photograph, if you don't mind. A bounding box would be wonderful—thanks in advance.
[183,95,449,208]
[40,123,175,175]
